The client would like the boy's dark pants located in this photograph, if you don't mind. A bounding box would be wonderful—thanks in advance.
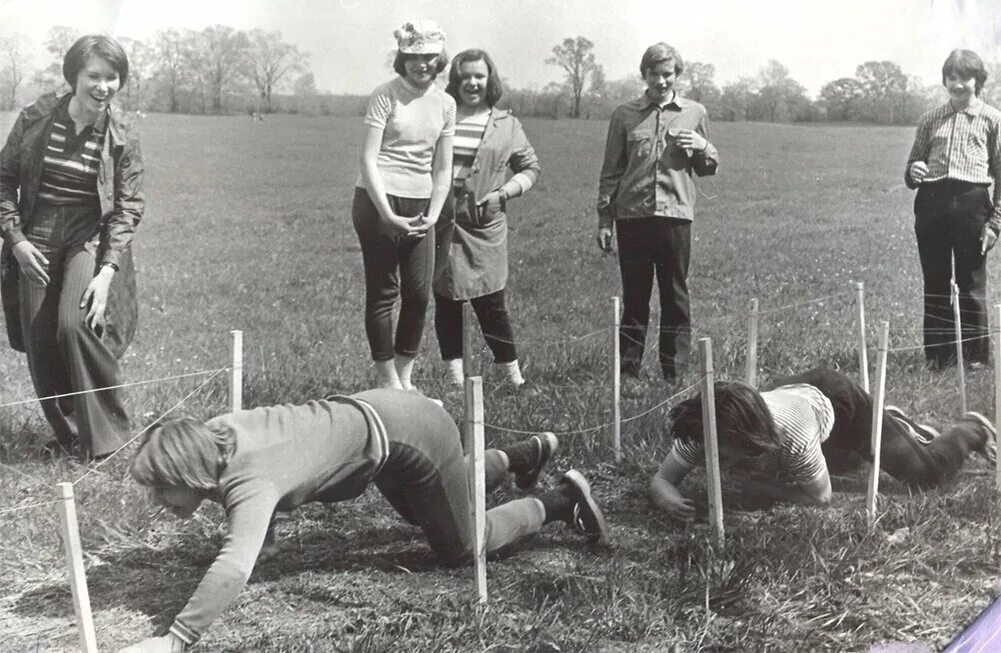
[771,368,987,489]
[913,180,991,367]
[615,217,691,380]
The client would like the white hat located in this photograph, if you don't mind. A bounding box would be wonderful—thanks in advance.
[394,19,446,55]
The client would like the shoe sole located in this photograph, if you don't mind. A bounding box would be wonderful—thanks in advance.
[562,469,610,547]
[963,412,998,461]
[515,431,558,490]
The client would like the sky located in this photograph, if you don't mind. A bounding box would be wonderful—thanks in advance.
[1,0,1000,98]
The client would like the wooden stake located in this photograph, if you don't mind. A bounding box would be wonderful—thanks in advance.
[995,305,1001,491]
[698,338,724,548]
[612,296,622,462]
[856,282,869,393]
[463,376,487,603]
[56,483,98,653]
[462,302,475,378]
[866,321,890,527]
[952,283,967,416]
[229,330,243,413]
[746,298,759,387]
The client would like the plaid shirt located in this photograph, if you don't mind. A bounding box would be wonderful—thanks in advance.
[905,98,1001,229]
[597,92,718,227]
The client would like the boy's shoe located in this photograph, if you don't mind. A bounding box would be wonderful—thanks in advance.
[560,469,610,547]
[514,431,559,490]
[963,411,997,463]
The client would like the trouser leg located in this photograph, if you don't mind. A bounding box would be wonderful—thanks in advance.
[352,187,401,362]
[951,186,991,364]
[395,219,434,358]
[653,220,691,379]
[58,247,128,457]
[434,292,464,360]
[914,185,959,367]
[616,218,656,377]
[471,289,517,364]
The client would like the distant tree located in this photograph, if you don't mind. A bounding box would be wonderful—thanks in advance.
[118,37,156,111]
[181,30,211,112]
[199,25,250,113]
[0,33,30,110]
[153,28,191,113]
[980,60,1001,110]
[34,26,80,92]
[585,63,605,119]
[819,77,865,121]
[719,77,757,121]
[679,61,721,118]
[246,29,307,113]
[291,71,318,115]
[750,60,809,122]
[855,60,906,124]
[546,36,601,118]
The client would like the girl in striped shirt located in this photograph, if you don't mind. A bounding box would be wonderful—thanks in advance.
[650,368,995,521]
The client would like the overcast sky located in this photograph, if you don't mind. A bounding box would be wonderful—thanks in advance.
[1,0,999,97]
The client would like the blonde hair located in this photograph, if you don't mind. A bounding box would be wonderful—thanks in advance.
[130,417,235,491]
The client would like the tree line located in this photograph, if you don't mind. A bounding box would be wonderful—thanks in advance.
[3,28,1001,124]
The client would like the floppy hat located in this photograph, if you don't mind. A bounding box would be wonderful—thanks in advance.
[394,19,446,55]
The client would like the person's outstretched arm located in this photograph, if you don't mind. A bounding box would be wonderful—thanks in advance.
[728,469,832,506]
[649,452,697,521]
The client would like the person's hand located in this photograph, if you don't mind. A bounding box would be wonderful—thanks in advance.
[80,266,114,331]
[981,224,998,255]
[596,227,613,253]
[383,213,430,239]
[909,161,929,184]
[661,492,696,522]
[674,129,707,154]
[118,633,186,652]
[476,190,502,216]
[11,241,50,286]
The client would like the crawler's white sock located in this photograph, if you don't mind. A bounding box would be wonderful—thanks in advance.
[375,359,403,389]
[395,354,417,391]
[445,358,464,386]
[499,360,525,387]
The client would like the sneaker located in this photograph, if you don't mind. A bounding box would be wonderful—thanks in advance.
[967,360,988,372]
[514,431,558,490]
[884,405,938,445]
[963,411,997,463]
[560,469,610,547]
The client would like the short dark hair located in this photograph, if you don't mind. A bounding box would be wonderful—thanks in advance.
[941,49,987,95]
[63,35,129,91]
[668,381,779,456]
[445,49,503,107]
[640,42,684,77]
[393,50,449,80]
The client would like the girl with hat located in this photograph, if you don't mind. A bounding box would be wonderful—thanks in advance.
[351,20,455,392]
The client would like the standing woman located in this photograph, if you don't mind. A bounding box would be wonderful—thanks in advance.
[434,49,540,388]
[0,35,143,459]
[352,20,455,391]
[905,49,1001,370]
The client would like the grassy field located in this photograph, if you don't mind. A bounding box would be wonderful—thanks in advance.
[1,112,1000,652]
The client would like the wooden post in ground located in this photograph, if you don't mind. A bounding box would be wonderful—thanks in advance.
[995,305,1001,491]
[56,483,98,653]
[866,321,890,527]
[229,330,243,413]
[612,296,622,462]
[463,376,487,603]
[855,282,870,393]
[698,337,724,548]
[462,302,475,379]
[746,298,759,387]
[952,282,967,415]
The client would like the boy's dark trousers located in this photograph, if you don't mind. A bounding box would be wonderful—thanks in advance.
[913,180,991,367]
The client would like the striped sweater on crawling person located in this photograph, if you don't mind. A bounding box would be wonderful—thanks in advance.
[167,394,392,647]
[669,384,836,486]
[37,103,103,205]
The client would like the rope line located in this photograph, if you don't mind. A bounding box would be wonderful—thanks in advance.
[0,367,230,410]
[0,498,60,516]
[754,291,853,316]
[73,368,228,486]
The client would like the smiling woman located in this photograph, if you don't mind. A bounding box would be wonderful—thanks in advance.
[0,34,144,461]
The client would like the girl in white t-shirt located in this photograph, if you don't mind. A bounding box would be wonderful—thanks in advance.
[351,20,456,391]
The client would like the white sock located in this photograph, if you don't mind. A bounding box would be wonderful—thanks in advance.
[374,359,402,389]
[395,354,417,391]
[445,358,464,385]
[499,360,525,386]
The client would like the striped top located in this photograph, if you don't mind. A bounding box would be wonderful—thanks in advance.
[37,105,104,205]
[905,98,1001,225]
[452,110,490,186]
[670,384,835,486]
